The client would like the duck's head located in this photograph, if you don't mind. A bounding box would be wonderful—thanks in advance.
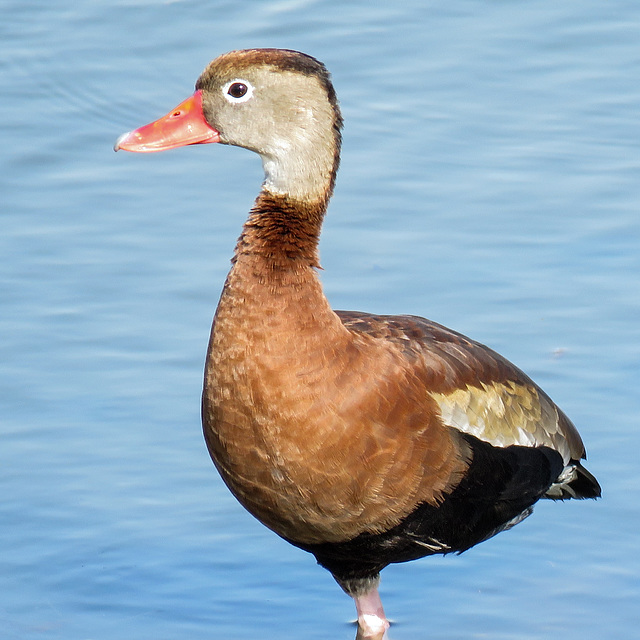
[116,49,343,203]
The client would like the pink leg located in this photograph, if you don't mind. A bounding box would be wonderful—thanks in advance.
[354,585,390,638]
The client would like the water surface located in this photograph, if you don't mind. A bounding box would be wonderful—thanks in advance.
[1,2,639,639]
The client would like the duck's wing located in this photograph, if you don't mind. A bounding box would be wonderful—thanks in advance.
[336,310,600,500]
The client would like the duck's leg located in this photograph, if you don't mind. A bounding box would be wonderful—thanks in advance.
[337,574,390,639]
[354,587,389,638]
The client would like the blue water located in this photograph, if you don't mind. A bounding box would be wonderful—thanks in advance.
[1,1,639,639]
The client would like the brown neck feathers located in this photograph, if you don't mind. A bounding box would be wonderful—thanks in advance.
[234,191,327,269]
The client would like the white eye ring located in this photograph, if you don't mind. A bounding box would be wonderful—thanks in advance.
[223,79,255,104]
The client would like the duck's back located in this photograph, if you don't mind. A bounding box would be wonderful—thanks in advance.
[337,309,599,497]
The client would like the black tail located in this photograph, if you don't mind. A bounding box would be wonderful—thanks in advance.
[545,462,601,500]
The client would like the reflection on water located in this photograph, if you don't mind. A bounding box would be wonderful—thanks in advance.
[1,1,639,640]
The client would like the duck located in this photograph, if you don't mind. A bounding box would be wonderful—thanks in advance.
[115,48,600,638]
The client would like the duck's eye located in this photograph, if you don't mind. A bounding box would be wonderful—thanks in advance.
[229,83,247,98]
[223,79,254,104]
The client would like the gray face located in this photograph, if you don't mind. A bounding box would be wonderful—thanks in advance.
[197,61,340,202]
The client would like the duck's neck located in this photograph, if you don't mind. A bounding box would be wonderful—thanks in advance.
[234,189,326,272]
[207,118,344,387]
[214,188,344,346]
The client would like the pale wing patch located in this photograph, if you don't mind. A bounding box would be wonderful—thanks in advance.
[432,380,571,463]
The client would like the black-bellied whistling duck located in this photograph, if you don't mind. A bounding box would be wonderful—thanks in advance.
[115,48,600,638]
